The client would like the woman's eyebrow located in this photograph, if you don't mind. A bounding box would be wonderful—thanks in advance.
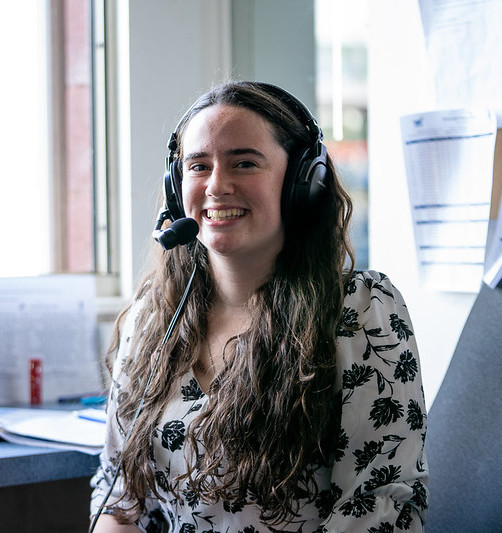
[183,151,208,162]
[226,148,266,158]
[183,148,266,163]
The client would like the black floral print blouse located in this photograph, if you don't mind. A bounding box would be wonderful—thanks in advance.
[90,271,428,532]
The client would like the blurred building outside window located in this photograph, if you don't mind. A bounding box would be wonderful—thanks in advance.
[315,0,369,269]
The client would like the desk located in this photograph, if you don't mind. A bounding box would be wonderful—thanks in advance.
[0,407,101,532]
[0,440,99,487]
[0,404,101,486]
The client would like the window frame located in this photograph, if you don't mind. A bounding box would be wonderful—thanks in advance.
[48,0,121,300]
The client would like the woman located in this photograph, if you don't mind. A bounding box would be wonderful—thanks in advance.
[90,81,428,532]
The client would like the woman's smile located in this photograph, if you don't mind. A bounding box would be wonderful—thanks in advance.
[205,207,247,222]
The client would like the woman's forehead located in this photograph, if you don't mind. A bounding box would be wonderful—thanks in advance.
[181,104,279,154]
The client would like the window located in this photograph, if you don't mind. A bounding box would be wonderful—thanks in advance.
[0,2,51,276]
[315,0,369,268]
[51,0,94,272]
[0,0,114,282]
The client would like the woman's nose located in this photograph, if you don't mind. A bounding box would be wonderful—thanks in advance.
[205,166,234,198]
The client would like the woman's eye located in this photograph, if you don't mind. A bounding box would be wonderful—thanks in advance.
[189,163,208,172]
[237,160,257,169]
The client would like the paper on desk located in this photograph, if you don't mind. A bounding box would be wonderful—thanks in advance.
[401,108,497,292]
[419,0,502,121]
[0,408,105,454]
[0,275,102,404]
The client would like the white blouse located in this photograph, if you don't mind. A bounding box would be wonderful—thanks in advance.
[90,270,428,532]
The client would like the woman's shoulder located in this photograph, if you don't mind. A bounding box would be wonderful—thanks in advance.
[342,269,409,319]
[345,269,397,296]
[337,270,418,367]
[120,293,149,340]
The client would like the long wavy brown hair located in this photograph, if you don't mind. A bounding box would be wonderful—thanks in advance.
[108,81,355,525]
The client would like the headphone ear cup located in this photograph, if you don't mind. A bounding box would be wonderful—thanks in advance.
[164,160,185,220]
[282,143,329,221]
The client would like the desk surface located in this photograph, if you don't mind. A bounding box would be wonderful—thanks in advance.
[0,440,100,487]
[0,404,101,488]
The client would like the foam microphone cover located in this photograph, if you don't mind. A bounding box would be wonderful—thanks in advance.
[158,217,199,250]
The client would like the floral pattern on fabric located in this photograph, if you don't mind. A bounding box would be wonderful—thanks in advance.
[90,270,428,532]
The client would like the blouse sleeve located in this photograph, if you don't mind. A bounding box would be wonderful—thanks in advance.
[89,299,169,533]
[320,271,428,532]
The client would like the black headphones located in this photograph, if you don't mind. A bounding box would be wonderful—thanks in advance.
[161,82,329,225]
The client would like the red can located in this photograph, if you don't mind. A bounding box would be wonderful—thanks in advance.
[30,358,42,405]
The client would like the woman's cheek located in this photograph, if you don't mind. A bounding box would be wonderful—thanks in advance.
[181,181,199,219]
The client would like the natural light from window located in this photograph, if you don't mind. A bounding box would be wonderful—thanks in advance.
[0,2,51,277]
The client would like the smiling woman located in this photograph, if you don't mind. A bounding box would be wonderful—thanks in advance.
[89,81,428,533]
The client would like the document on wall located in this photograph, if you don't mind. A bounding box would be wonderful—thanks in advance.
[400,108,497,292]
[418,0,502,122]
[0,275,102,404]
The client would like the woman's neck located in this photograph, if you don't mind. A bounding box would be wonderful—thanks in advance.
[193,253,267,392]
[208,250,275,309]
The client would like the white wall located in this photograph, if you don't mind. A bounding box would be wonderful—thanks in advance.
[231,0,316,110]
[368,0,476,408]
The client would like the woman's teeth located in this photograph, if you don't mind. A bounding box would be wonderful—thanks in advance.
[206,208,245,221]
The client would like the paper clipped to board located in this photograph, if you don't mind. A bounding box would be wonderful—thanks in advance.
[400,109,497,292]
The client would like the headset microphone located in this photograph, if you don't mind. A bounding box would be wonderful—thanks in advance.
[152,215,199,250]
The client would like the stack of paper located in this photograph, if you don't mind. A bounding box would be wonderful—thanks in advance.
[0,407,106,455]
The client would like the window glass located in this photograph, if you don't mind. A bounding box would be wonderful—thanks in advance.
[0,2,51,276]
[0,0,105,277]
[60,0,94,272]
[315,0,369,269]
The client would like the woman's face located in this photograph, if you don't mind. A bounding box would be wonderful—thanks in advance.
[181,104,288,264]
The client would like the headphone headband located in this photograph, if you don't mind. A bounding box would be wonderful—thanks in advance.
[252,82,324,145]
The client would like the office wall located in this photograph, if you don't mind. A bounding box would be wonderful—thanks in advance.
[368,0,477,407]
[231,0,316,110]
